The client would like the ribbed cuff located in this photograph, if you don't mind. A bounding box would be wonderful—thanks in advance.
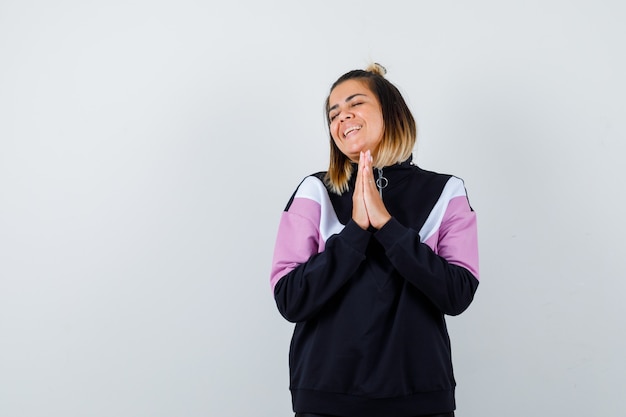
[339,219,372,254]
[373,217,407,250]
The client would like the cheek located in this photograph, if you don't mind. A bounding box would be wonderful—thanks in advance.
[330,123,341,141]
[331,134,342,149]
[375,117,385,137]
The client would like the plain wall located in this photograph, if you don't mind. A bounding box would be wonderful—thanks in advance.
[1,1,625,416]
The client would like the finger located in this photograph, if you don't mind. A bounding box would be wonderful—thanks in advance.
[362,152,372,192]
[360,150,370,183]
[361,150,391,229]
[362,150,377,194]
[355,151,365,191]
[352,151,370,229]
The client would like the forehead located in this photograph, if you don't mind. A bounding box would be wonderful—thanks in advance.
[329,79,374,103]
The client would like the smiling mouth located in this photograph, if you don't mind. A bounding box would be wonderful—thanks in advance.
[343,125,362,138]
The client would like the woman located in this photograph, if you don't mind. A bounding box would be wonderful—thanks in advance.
[270,63,479,417]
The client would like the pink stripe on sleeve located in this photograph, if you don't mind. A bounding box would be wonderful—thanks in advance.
[431,196,480,280]
[270,198,322,291]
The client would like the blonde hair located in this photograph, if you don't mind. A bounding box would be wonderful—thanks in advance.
[324,63,417,194]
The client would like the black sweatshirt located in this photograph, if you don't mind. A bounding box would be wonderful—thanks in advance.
[270,157,479,416]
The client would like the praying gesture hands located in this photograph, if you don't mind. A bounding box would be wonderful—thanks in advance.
[352,150,391,230]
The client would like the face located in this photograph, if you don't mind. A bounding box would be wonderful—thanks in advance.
[327,79,384,162]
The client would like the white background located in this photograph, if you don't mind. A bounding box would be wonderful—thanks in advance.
[1,1,625,416]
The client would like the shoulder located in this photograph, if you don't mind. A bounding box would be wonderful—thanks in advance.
[283,172,329,211]
[412,165,450,180]
[410,165,473,209]
[414,166,467,191]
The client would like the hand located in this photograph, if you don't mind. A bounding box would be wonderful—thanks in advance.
[360,150,391,229]
[352,150,392,230]
[352,151,370,230]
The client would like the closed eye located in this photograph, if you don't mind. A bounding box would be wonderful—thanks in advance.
[329,102,363,121]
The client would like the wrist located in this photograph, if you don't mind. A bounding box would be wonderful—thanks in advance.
[373,215,391,230]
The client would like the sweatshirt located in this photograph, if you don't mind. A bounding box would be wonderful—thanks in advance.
[270,156,479,417]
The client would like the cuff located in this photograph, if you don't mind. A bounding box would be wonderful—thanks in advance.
[373,217,408,250]
[339,219,372,254]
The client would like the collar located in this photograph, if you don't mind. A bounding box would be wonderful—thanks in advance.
[350,154,415,171]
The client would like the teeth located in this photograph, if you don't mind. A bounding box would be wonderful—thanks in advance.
[344,125,362,137]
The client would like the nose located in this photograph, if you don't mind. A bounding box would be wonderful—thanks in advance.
[339,111,352,122]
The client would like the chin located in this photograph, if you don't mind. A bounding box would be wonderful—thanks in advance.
[344,151,360,162]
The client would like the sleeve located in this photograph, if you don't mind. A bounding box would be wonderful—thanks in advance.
[270,178,371,323]
[374,178,479,316]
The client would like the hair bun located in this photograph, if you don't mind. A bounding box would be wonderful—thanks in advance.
[366,62,387,76]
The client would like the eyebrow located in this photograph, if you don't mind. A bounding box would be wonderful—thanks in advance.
[328,93,367,113]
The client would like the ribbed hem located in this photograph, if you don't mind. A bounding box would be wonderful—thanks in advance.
[292,388,455,417]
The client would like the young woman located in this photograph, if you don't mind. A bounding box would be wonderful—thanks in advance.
[270,63,479,417]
